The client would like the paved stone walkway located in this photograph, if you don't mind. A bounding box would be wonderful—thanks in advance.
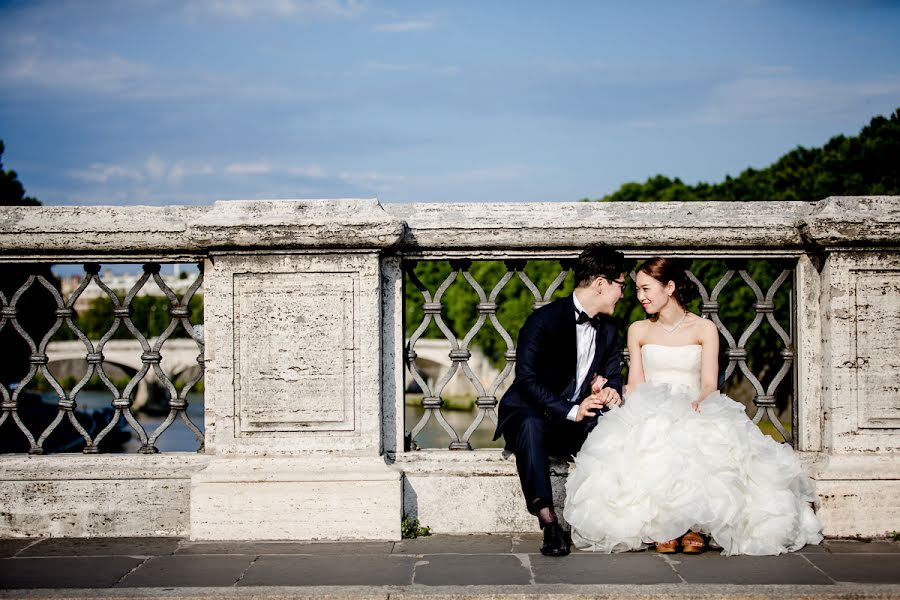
[1,535,900,598]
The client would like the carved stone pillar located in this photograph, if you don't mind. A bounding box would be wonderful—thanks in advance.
[799,196,900,536]
[190,200,405,540]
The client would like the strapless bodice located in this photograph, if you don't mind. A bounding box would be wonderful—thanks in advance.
[641,344,702,393]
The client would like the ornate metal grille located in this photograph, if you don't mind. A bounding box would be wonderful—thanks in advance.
[404,258,797,450]
[0,263,204,454]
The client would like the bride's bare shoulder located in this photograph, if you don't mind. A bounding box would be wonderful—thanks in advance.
[694,316,717,333]
[627,319,652,335]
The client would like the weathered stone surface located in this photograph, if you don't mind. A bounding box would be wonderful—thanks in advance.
[820,251,900,453]
[0,205,204,255]
[381,255,405,458]
[234,272,356,433]
[384,201,817,251]
[800,196,900,248]
[796,254,824,452]
[0,199,403,254]
[204,252,383,455]
[193,199,405,250]
[400,451,569,533]
[814,479,900,538]
[0,455,207,538]
[190,457,401,540]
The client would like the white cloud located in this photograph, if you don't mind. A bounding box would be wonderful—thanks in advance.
[338,170,405,191]
[287,164,327,178]
[225,161,274,175]
[183,0,366,20]
[68,164,145,184]
[144,155,168,180]
[0,51,155,96]
[696,74,900,124]
[168,162,215,183]
[363,60,460,76]
[373,18,435,32]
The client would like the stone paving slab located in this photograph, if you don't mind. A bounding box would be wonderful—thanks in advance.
[117,555,254,588]
[176,541,395,555]
[0,538,34,558]
[20,537,181,557]
[667,554,833,585]
[238,555,416,587]
[0,556,143,588]
[510,533,543,554]
[803,554,900,584]
[530,553,681,585]
[823,540,900,554]
[392,535,513,555]
[2,535,900,592]
[413,554,530,586]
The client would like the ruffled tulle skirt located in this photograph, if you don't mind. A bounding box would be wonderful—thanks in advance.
[563,382,823,555]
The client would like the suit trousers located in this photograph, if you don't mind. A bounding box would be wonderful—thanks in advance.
[502,408,602,516]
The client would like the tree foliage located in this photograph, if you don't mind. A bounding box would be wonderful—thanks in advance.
[55,294,205,341]
[1,140,41,207]
[597,108,900,202]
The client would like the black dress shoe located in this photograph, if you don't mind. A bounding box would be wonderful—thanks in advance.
[540,522,571,557]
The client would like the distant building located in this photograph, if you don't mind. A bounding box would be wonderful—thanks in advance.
[59,268,199,313]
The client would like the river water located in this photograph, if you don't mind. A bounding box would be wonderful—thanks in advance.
[405,404,505,449]
[40,390,205,453]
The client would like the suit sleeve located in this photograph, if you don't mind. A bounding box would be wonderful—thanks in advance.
[598,322,624,395]
[514,310,578,422]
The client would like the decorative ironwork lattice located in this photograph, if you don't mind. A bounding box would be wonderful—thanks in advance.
[0,263,204,454]
[404,259,796,450]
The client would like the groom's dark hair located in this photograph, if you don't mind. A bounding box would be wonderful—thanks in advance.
[574,244,628,288]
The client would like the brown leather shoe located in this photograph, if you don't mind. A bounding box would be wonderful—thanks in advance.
[655,539,679,553]
[681,531,706,554]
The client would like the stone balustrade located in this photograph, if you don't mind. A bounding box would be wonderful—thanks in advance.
[0,197,898,540]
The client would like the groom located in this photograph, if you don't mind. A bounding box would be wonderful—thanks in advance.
[494,244,627,556]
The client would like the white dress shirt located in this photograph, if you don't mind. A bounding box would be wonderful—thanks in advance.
[567,294,597,421]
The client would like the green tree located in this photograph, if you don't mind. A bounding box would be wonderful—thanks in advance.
[596,108,900,202]
[62,294,204,341]
[0,141,54,387]
[1,141,41,206]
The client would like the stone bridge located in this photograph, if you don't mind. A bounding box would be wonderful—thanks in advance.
[45,338,202,412]
[406,338,507,398]
[0,197,898,542]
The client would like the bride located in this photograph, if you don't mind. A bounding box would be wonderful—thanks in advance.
[563,257,823,555]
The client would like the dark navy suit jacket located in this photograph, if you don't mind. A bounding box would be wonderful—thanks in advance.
[493,294,624,440]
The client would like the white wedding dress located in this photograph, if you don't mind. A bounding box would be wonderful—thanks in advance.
[564,344,823,555]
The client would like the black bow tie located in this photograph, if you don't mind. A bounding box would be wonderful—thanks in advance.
[576,310,601,327]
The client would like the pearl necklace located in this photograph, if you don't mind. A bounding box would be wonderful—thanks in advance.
[656,311,688,333]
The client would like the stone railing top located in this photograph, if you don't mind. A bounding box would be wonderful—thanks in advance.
[0,199,404,256]
[385,201,814,251]
[798,196,900,248]
[385,197,900,252]
[0,197,897,257]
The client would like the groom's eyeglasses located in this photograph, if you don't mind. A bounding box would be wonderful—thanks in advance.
[600,276,627,291]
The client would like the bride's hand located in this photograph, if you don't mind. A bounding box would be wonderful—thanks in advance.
[691,399,702,413]
[590,375,608,395]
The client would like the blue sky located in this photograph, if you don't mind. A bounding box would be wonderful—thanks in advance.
[1,0,899,206]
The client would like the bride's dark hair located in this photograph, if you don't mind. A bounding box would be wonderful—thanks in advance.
[638,257,698,309]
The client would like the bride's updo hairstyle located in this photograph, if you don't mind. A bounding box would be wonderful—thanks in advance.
[638,257,698,308]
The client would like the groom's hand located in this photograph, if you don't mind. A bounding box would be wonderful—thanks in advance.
[575,396,606,422]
